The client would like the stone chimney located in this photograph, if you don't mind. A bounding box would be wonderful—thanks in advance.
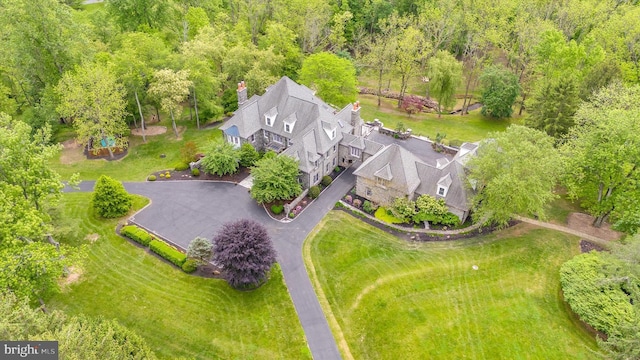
[351,101,362,136]
[237,81,247,107]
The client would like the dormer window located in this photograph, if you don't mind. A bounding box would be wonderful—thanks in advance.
[331,129,336,139]
[265,116,274,126]
[285,123,291,133]
[437,186,448,196]
[350,147,361,157]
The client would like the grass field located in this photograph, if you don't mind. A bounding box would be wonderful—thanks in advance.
[304,211,600,359]
[48,193,309,360]
[50,117,222,181]
[358,95,518,143]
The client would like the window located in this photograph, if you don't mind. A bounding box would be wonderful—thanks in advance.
[273,134,283,144]
[313,173,319,183]
[285,123,291,133]
[376,177,388,187]
[438,186,447,196]
[332,158,336,166]
[314,160,318,168]
[326,163,329,172]
[365,187,372,196]
[228,135,240,147]
[288,138,293,146]
[266,117,272,126]
[331,129,336,139]
[333,145,336,153]
[350,147,361,157]
[250,134,255,142]
[263,131,269,140]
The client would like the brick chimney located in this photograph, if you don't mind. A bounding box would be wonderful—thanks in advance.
[351,101,362,136]
[237,81,247,107]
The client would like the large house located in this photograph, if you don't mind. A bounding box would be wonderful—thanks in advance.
[220,76,477,221]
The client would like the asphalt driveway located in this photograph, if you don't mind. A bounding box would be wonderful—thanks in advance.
[119,171,355,360]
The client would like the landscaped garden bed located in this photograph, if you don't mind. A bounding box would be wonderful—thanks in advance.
[148,166,250,183]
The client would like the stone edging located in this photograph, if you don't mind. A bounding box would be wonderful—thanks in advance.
[338,200,484,235]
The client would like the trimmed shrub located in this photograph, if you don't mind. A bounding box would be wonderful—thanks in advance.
[180,141,199,163]
[309,186,321,199]
[363,200,376,213]
[239,142,260,167]
[174,162,190,171]
[191,168,200,176]
[165,173,171,179]
[271,204,284,215]
[295,205,302,212]
[334,166,341,173]
[120,225,153,246]
[345,195,352,203]
[181,259,198,273]
[92,175,133,218]
[147,175,156,181]
[353,199,362,208]
[321,175,332,187]
[149,240,187,267]
[289,212,295,218]
[159,173,165,178]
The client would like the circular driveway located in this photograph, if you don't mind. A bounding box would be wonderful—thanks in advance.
[125,181,272,250]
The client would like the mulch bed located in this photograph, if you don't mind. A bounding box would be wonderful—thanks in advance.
[84,146,128,161]
[580,240,607,253]
[150,166,251,183]
[115,223,223,279]
[264,166,346,220]
[335,204,512,242]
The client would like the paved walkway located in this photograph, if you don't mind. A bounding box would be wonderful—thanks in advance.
[515,216,613,247]
[66,171,354,359]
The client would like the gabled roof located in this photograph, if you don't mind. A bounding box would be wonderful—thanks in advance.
[374,164,393,180]
[354,144,422,195]
[342,133,384,155]
[222,76,348,156]
[415,160,470,212]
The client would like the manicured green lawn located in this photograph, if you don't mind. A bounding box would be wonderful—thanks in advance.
[48,193,309,360]
[374,207,403,224]
[545,190,583,225]
[50,118,222,181]
[359,95,518,143]
[305,211,600,359]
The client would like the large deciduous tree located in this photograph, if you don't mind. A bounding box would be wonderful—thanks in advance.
[250,155,302,203]
[427,50,463,117]
[105,0,170,32]
[562,82,640,231]
[298,52,357,107]
[213,219,276,289]
[56,63,129,159]
[479,66,520,119]
[148,69,193,138]
[112,32,170,143]
[0,114,65,243]
[0,0,87,105]
[200,141,240,176]
[0,292,158,359]
[468,125,562,226]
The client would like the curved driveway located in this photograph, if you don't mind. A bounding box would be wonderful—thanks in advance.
[69,171,354,359]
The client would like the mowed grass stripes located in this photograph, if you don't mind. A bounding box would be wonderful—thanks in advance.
[305,211,600,359]
[48,193,309,360]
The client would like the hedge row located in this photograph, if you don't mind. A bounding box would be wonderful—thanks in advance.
[120,225,153,246]
[149,239,187,267]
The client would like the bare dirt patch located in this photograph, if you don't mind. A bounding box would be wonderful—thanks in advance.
[85,233,100,243]
[59,266,83,288]
[60,139,85,164]
[131,125,167,136]
[567,212,623,241]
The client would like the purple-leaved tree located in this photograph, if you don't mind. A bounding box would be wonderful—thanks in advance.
[213,219,277,289]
